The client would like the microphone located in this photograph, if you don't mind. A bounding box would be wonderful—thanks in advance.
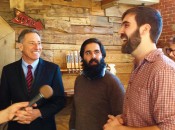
[11,85,53,121]
[28,85,53,106]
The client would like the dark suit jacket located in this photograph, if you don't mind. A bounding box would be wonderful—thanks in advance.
[0,58,66,130]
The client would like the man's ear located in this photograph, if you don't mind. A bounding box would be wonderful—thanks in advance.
[140,24,151,35]
[18,43,23,52]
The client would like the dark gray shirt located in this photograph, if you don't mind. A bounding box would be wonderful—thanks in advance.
[69,70,125,130]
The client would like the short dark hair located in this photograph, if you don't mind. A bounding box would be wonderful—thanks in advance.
[122,6,162,44]
[80,38,106,59]
[18,29,40,43]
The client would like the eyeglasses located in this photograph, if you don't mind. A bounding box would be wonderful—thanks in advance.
[166,48,175,56]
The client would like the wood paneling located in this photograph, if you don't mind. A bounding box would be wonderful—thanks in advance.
[0,16,15,75]
[1,0,134,90]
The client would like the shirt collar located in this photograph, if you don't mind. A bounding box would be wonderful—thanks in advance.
[22,59,39,70]
[144,48,163,62]
[133,49,163,69]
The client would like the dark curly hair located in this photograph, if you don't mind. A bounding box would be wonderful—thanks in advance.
[80,38,106,59]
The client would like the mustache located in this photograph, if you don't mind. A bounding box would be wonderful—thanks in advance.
[120,33,128,40]
[89,58,99,64]
[121,29,141,54]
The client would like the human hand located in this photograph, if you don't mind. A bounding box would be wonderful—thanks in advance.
[103,115,123,130]
[5,102,30,122]
[16,108,41,124]
[114,115,124,124]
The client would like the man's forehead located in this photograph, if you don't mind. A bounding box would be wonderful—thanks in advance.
[123,14,136,21]
[122,14,138,29]
[84,43,100,50]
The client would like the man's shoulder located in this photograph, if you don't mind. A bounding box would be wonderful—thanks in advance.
[3,59,21,69]
[104,70,123,84]
[40,59,59,68]
[105,70,118,79]
[145,55,175,77]
[148,49,175,69]
[153,55,175,70]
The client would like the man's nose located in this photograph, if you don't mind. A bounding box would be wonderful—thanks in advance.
[169,52,174,57]
[91,52,96,58]
[119,26,124,34]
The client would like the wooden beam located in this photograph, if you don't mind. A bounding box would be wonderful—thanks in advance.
[101,0,118,9]
[102,0,115,5]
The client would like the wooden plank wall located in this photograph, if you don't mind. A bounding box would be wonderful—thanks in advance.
[0,0,134,89]
[0,16,15,75]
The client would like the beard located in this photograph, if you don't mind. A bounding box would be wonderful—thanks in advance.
[121,29,141,54]
[82,58,106,80]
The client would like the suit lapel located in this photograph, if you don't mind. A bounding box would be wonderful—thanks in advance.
[15,59,29,97]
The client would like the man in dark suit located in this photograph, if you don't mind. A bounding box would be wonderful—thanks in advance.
[0,29,66,130]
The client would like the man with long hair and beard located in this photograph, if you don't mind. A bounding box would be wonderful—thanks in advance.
[104,6,175,130]
[69,38,125,130]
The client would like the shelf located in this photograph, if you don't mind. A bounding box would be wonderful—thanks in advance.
[61,69,82,74]
[61,69,69,72]
[64,88,74,97]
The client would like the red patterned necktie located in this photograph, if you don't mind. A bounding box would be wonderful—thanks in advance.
[26,65,33,92]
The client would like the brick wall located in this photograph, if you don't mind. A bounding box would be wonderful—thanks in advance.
[151,0,175,47]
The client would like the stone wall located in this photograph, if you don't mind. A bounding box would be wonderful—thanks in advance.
[0,0,134,89]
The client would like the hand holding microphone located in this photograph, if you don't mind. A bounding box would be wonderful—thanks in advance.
[12,85,53,122]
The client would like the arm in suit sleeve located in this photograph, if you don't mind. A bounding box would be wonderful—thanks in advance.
[38,66,66,118]
[0,67,11,110]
